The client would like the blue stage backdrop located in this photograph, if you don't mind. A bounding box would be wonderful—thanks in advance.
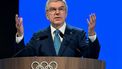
[19,0,122,69]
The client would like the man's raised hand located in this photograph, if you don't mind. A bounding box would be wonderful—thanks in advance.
[15,14,24,37]
[87,13,96,36]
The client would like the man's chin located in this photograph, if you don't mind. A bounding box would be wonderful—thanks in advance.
[53,21,63,25]
[52,21,64,27]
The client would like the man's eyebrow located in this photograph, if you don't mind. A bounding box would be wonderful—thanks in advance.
[50,6,65,8]
[47,5,65,10]
[60,6,65,8]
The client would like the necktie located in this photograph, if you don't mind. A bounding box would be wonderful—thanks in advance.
[54,29,61,55]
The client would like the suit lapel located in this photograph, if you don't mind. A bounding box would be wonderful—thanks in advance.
[40,25,74,56]
[41,27,56,56]
[58,25,73,56]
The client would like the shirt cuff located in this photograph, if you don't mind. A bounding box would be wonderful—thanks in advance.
[16,34,24,44]
[88,34,97,42]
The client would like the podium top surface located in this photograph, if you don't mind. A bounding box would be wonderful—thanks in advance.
[0,57,105,69]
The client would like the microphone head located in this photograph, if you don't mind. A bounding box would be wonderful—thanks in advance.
[59,32,64,38]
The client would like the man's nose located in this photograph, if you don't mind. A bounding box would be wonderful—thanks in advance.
[55,9,60,14]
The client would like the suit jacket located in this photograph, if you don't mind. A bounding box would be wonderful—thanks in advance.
[15,25,100,59]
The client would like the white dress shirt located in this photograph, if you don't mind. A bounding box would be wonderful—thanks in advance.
[50,22,66,42]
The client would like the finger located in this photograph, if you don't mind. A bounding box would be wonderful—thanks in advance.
[92,13,96,24]
[87,18,90,26]
[15,14,19,23]
[15,14,20,27]
[15,14,18,19]
[20,17,23,23]
[93,13,96,19]
[91,13,94,22]
[19,17,23,26]
[90,13,95,24]
[16,18,20,27]
[90,14,93,24]
[93,13,96,20]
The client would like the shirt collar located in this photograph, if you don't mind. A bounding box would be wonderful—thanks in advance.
[50,22,66,35]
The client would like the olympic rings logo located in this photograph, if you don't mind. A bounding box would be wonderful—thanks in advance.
[31,61,58,69]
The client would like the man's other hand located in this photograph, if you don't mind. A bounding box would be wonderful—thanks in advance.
[15,14,24,37]
[87,13,96,36]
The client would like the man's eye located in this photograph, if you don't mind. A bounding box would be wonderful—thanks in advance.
[59,8,65,11]
[49,8,56,11]
[59,8,63,10]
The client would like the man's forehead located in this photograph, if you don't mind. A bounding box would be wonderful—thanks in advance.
[46,0,67,10]
[48,0,65,2]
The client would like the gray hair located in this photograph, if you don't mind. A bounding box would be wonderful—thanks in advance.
[45,0,68,11]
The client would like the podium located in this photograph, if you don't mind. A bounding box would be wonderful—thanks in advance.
[0,57,105,69]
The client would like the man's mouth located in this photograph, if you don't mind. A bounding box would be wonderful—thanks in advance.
[54,17,62,20]
[55,17,61,18]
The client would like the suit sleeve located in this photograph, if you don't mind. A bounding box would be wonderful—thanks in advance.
[78,30,100,59]
[14,34,38,57]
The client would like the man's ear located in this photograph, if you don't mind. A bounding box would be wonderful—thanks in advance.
[46,12,49,20]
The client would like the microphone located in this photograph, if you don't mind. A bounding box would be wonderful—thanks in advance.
[59,32,64,38]
[59,32,81,57]
[12,48,25,57]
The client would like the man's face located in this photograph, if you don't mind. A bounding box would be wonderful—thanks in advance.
[46,1,67,27]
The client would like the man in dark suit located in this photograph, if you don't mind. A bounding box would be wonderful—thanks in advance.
[15,0,100,59]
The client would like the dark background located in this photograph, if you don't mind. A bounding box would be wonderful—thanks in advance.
[0,0,18,59]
